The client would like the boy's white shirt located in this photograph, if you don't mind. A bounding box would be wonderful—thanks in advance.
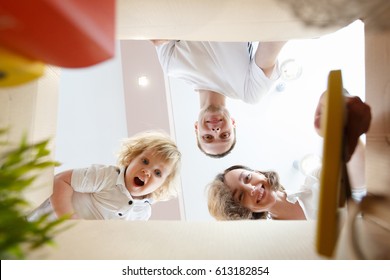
[27,165,152,221]
[71,165,152,220]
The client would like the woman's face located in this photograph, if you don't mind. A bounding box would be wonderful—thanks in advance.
[224,168,277,213]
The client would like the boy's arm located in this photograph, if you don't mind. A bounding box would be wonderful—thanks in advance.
[50,170,79,219]
[314,93,371,161]
[346,139,366,192]
[343,95,371,161]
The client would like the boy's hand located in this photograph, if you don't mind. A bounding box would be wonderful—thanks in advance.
[344,95,371,161]
[314,92,371,161]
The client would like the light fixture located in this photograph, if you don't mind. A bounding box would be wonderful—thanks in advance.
[280,59,302,81]
[138,76,149,87]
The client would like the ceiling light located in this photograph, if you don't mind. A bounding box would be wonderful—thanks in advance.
[138,76,149,87]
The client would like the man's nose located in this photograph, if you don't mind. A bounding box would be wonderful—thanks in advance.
[211,127,220,133]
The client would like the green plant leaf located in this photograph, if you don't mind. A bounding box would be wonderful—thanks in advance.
[0,128,70,259]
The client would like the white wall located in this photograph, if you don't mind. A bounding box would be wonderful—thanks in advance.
[55,42,127,172]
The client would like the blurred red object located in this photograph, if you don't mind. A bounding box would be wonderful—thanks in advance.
[0,0,115,68]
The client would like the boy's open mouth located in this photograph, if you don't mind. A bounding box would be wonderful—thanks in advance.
[134,177,144,187]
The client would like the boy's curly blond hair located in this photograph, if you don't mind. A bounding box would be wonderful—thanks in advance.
[117,130,181,201]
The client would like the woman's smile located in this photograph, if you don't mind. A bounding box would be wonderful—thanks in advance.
[224,168,277,213]
[253,185,265,204]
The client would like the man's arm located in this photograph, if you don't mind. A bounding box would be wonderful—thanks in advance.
[50,170,78,219]
[255,41,286,78]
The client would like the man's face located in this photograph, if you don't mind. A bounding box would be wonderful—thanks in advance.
[194,105,236,155]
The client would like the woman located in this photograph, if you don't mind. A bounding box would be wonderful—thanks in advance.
[207,93,371,221]
[207,164,317,220]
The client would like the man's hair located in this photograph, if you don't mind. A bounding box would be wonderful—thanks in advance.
[206,165,284,220]
[196,127,237,158]
[117,130,181,201]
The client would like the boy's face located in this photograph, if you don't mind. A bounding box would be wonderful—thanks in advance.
[124,150,174,198]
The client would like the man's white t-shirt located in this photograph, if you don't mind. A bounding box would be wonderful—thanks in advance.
[156,41,279,104]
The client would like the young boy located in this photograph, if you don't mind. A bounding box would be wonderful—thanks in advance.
[27,130,181,221]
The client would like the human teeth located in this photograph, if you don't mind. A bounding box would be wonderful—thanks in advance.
[134,177,144,186]
[256,187,264,203]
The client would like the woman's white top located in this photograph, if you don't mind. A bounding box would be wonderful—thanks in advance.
[286,167,366,220]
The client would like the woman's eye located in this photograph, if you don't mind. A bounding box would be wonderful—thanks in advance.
[142,158,149,165]
[203,135,213,141]
[239,192,244,202]
[245,173,251,183]
[154,170,162,177]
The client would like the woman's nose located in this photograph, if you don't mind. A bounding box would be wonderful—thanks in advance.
[211,127,220,133]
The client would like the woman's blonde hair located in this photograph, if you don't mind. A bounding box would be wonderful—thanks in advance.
[206,165,284,220]
[117,130,181,201]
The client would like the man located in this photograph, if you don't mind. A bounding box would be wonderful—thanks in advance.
[152,40,286,158]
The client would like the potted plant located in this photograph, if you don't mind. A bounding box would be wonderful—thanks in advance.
[0,128,68,259]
